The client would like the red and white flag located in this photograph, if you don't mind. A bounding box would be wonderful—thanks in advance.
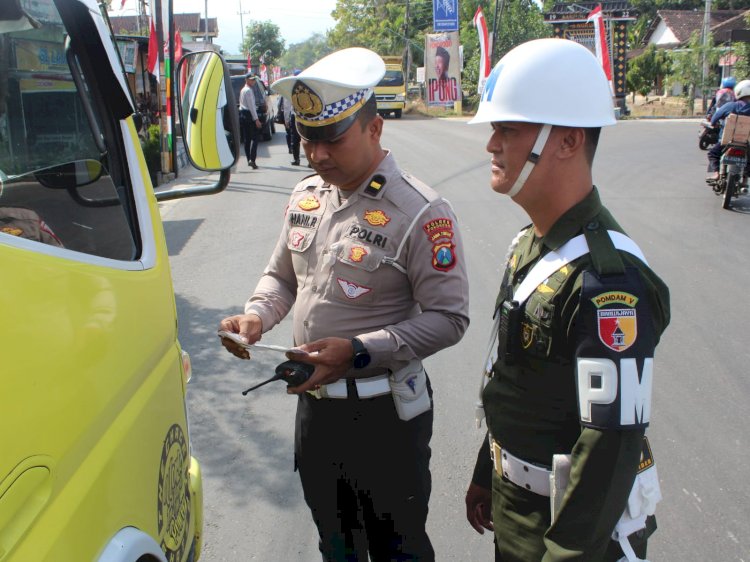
[147,13,159,82]
[473,6,491,95]
[587,5,612,88]
[174,27,183,64]
[247,53,252,71]
[259,64,268,86]
[120,0,127,9]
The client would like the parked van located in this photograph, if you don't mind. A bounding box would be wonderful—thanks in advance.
[375,55,406,119]
[0,1,239,561]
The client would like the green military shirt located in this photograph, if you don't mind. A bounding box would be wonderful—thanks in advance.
[473,188,670,561]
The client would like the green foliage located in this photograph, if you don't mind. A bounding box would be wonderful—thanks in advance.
[730,12,750,78]
[141,124,160,184]
[280,34,333,70]
[669,30,722,105]
[326,0,548,107]
[242,20,285,64]
[626,44,672,97]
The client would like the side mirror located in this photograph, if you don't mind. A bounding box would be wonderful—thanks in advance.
[34,159,104,189]
[175,51,239,172]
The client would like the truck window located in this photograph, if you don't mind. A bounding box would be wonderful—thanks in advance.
[378,70,404,87]
[0,5,137,261]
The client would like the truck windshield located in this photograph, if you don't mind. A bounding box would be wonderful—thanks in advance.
[0,0,137,261]
[378,70,404,87]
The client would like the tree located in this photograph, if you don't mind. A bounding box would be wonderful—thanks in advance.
[729,12,750,78]
[669,30,722,111]
[281,34,333,71]
[626,43,672,100]
[242,20,285,65]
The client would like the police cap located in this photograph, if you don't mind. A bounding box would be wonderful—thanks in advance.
[271,48,385,142]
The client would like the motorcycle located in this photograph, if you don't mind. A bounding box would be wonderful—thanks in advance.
[698,119,720,150]
[706,141,749,209]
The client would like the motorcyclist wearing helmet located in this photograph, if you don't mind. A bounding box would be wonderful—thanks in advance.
[706,78,750,180]
[707,76,737,118]
[464,38,671,562]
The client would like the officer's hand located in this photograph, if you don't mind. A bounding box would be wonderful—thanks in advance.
[255,119,261,128]
[285,337,353,394]
[465,482,494,534]
[218,314,263,359]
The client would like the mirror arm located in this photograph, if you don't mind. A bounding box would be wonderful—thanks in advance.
[155,168,230,202]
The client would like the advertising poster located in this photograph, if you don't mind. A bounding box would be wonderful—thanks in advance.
[425,32,461,107]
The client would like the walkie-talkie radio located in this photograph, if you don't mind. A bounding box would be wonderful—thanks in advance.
[242,360,315,395]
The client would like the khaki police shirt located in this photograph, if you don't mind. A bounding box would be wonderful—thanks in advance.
[245,151,470,375]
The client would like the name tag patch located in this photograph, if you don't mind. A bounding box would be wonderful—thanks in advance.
[288,211,319,229]
[347,224,388,248]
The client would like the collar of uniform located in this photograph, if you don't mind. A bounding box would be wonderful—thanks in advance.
[541,187,602,252]
[353,150,397,200]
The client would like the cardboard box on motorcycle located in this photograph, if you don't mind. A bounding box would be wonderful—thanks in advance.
[0,1,239,560]
[720,113,750,144]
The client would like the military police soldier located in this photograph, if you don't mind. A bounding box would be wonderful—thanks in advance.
[219,47,469,561]
[464,39,670,561]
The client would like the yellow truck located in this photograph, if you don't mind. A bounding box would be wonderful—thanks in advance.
[0,1,239,560]
[375,55,406,119]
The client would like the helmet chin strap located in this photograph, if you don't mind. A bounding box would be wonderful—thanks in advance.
[506,124,552,198]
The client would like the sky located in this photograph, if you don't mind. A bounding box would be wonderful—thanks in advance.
[113,0,338,55]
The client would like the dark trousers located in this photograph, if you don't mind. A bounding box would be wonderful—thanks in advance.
[708,141,723,172]
[295,382,435,562]
[240,110,259,163]
[288,115,301,162]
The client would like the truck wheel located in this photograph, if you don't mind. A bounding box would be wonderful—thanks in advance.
[394,109,402,119]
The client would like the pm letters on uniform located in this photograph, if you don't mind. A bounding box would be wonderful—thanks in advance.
[575,269,656,430]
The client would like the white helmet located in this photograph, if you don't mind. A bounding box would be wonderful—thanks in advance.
[470,38,616,127]
[734,79,750,99]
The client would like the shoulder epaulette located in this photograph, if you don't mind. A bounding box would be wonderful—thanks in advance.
[292,173,322,192]
[400,171,441,204]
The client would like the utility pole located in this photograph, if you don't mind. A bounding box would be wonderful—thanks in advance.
[238,0,251,53]
[491,0,507,65]
[404,0,411,86]
[204,0,208,43]
[701,0,713,114]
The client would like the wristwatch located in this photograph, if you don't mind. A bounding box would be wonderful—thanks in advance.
[351,337,371,369]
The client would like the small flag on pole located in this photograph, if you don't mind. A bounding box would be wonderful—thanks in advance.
[587,5,612,89]
[473,6,491,95]
[147,13,160,82]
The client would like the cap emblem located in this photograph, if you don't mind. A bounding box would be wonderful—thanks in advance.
[292,81,324,119]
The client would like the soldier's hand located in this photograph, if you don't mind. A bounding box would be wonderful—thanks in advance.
[285,337,353,395]
[465,482,494,534]
[218,314,263,359]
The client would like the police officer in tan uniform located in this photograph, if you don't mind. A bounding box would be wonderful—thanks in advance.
[219,47,469,561]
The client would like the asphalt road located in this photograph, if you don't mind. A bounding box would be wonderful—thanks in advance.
[162,115,750,561]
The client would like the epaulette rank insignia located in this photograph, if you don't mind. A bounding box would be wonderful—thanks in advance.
[364,174,386,196]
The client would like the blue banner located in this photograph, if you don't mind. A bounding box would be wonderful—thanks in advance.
[433,0,459,32]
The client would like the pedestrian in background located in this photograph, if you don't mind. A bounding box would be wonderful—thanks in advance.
[239,72,261,169]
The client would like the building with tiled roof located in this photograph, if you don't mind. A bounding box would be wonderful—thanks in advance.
[642,9,745,48]
[109,13,218,42]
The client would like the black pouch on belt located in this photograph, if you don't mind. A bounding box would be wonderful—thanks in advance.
[497,299,522,366]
